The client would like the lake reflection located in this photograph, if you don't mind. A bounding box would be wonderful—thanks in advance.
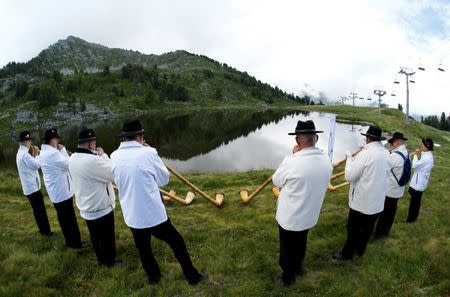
[0,109,368,173]
[164,111,367,172]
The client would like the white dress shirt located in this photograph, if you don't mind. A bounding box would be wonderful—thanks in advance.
[386,144,409,198]
[111,141,170,229]
[39,144,73,203]
[69,149,116,220]
[273,147,332,232]
[16,145,41,195]
[409,151,434,192]
[345,141,390,215]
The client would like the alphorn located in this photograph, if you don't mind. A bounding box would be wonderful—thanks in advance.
[332,148,363,168]
[327,148,363,192]
[240,175,273,204]
[164,163,224,208]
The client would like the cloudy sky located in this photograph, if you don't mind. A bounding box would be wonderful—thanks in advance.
[1,0,449,115]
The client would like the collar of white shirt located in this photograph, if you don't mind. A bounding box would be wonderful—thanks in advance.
[293,146,320,157]
[118,141,143,150]
[19,144,29,152]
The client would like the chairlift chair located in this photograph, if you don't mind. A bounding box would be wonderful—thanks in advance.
[409,80,415,83]
[418,62,425,71]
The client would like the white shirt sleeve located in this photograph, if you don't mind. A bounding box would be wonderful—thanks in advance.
[22,153,40,170]
[151,152,170,187]
[52,151,70,171]
[90,155,115,183]
[412,154,427,170]
[272,156,290,188]
[345,153,365,182]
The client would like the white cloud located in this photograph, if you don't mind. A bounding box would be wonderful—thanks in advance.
[1,0,449,115]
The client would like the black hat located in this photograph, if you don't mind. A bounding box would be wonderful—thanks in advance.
[422,138,433,151]
[288,120,323,135]
[43,128,61,140]
[388,132,408,144]
[78,128,96,143]
[19,131,33,141]
[118,120,144,137]
[361,125,386,141]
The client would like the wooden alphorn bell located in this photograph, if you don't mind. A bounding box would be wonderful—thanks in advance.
[239,175,273,204]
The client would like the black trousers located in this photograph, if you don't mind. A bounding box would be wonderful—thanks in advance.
[279,225,309,278]
[53,197,82,248]
[374,197,399,237]
[85,211,116,266]
[25,190,52,235]
[407,187,424,222]
[130,219,200,281]
[341,208,378,259]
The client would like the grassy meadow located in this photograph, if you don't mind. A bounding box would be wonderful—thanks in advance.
[0,106,449,296]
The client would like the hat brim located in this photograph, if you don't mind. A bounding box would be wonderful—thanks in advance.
[361,133,386,141]
[42,136,61,140]
[288,130,324,135]
[77,137,97,143]
[117,130,145,137]
[388,137,408,144]
[19,137,33,141]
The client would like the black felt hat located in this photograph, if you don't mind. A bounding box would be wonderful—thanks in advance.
[361,125,386,141]
[42,128,61,140]
[288,120,323,135]
[422,138,434,151]
[118,120,144,137]
[388,132,408,144]
[19,131,33,141]
[78,128,96,143]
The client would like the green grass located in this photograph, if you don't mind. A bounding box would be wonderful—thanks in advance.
[0,106,449,296]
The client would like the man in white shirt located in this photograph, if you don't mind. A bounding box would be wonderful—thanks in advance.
[406,138,434,223]
[16,130,52,236]
[111,120,203,285]
[40,128,82,249]
[333,125,390,261]
[272,120,332,286]
[374,132,409,239]
[69,129,119,266]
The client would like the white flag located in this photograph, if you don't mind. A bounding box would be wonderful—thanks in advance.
[327,114,336,162]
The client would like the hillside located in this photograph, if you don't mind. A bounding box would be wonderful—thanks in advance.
[0,106,448,296]
[0,36,316,133]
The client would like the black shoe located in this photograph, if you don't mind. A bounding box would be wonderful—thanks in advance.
[148,274,161,285]
[188,272,206,286]
[332,252,351,262]
[281,273,295,287]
